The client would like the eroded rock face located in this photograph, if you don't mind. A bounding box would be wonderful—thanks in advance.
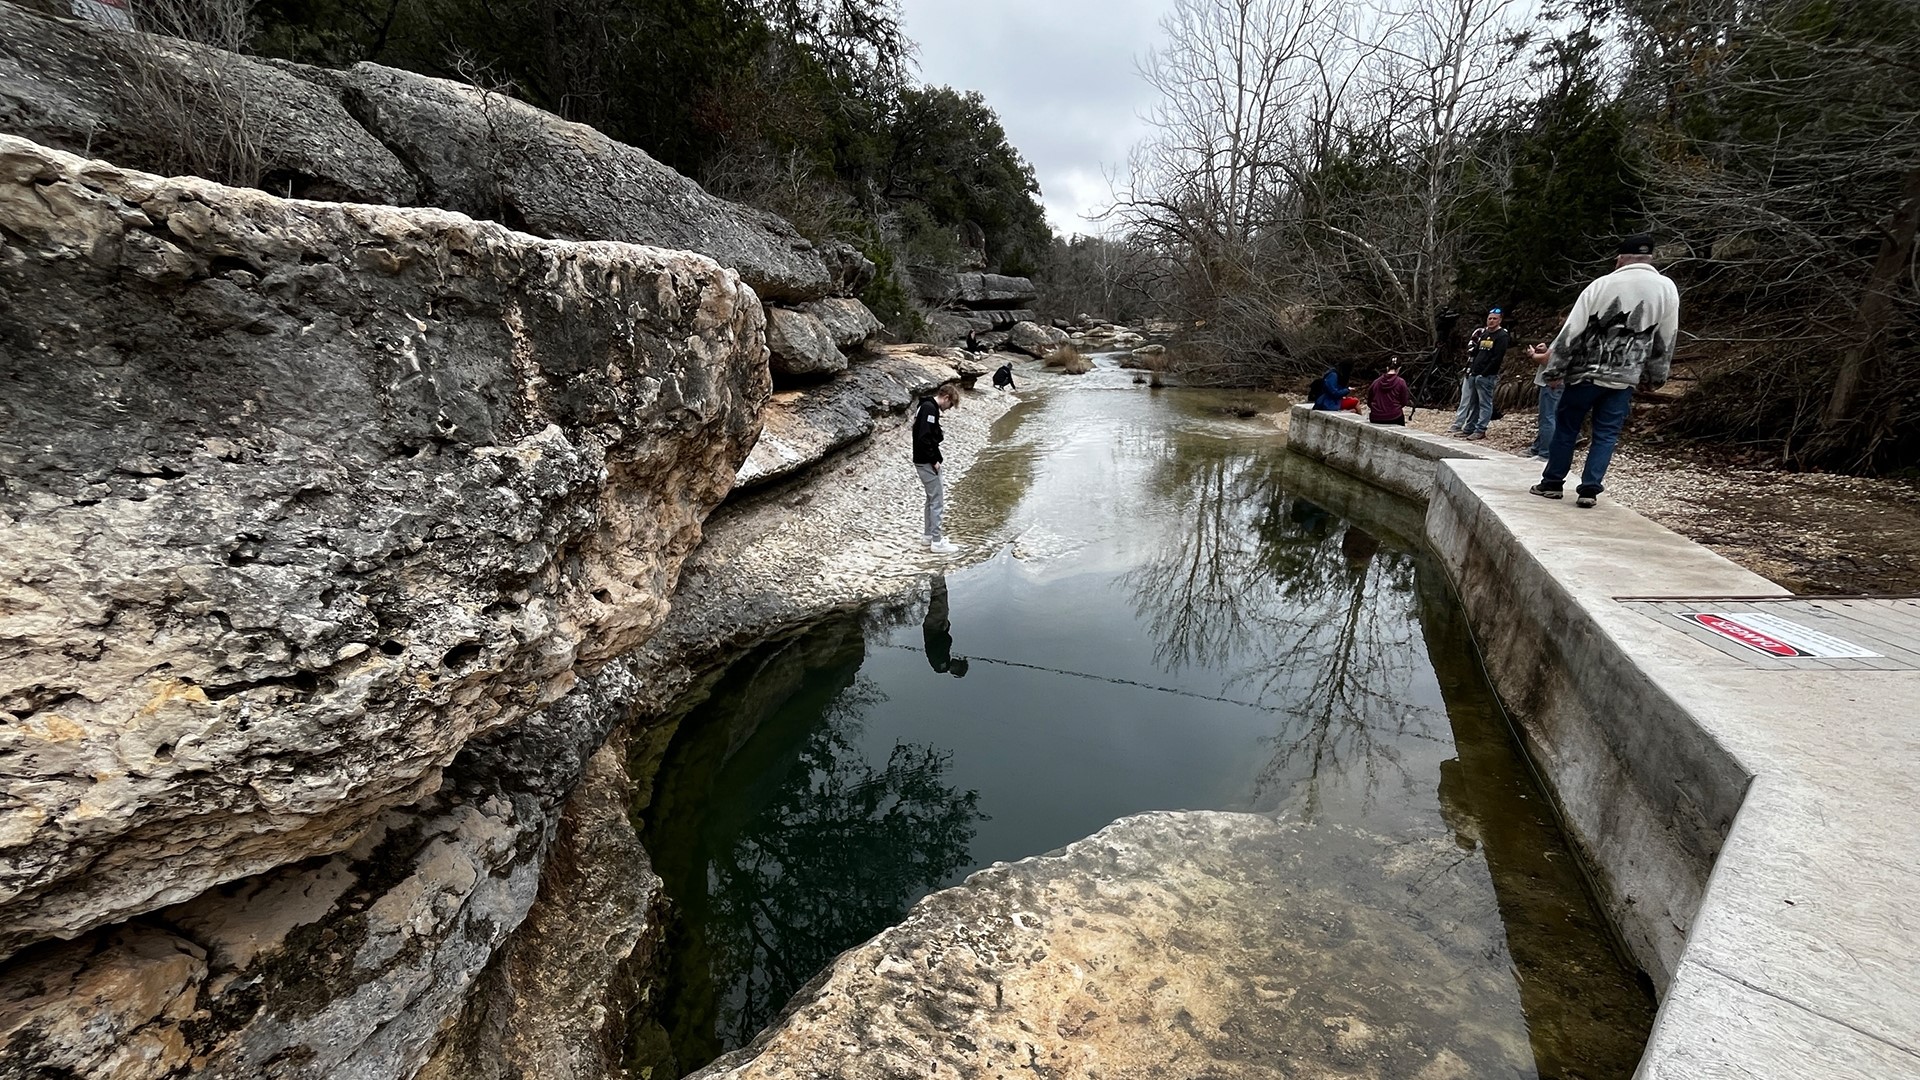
[308,62,837,302]
[1006,319,1069,358]
[418,734,666,1080]
[0,135,769,959]
[692,811,1538,1080]
[734,350,959,490]
[953,271,1037,309]
[0,0,416,204]
[765,306,847,379]
[798,297,882,349]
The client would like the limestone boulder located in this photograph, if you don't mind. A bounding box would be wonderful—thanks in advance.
[418,733,665,1080]
[692,810,1541,1080]
[0,0,416,204]
[307,62,837,302]
[820,242,876,297]
[799,297,883,349]
[905,264,958,305]
[765,306,848,378]
[735,352,958,489]
[1006,320,1070,358]
[0,135,768,959]
[923,311,971,346]
[953,272,1038,309]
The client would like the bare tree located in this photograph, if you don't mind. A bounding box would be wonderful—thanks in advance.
[1627,0,1920,469]
[123,0,266,188]
[1112,0,1541,385]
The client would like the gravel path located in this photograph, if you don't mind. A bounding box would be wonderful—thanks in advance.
[1401,399,1920,595]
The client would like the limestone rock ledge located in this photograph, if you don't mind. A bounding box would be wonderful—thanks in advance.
[733,347,964,491]
[0,135,769,959]
[691,810,1539,1080]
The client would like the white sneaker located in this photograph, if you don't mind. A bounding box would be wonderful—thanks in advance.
[929,540,959,555]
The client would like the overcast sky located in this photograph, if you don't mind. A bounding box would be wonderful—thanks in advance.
[898,0,1174,237]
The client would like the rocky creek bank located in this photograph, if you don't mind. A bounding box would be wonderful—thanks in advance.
[0,7,1004,1076]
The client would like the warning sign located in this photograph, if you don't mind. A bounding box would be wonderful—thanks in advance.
[1681,611,1881,659]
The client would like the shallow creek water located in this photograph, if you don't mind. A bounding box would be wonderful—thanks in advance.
[634,363,1654,1077]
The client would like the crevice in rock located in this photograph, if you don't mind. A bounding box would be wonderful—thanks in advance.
[197,669,321,702]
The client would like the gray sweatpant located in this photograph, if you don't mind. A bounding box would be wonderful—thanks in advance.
[916,464,944,540]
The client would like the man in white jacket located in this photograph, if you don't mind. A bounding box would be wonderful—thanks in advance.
[1526,234,1680,508]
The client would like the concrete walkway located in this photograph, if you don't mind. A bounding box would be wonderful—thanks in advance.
[1289,406,1920,1079]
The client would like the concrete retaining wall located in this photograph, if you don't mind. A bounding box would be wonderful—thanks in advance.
[1289,404,1920,1078]
[1285,405,1490,500]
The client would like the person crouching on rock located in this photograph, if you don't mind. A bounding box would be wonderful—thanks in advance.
[992,362,1015,390]
[914,382,962,554]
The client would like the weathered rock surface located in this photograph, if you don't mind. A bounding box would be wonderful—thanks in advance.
[0,680,622,1080]
[798,297,883,349]
[692,811,1538,1080]
[924,309,1037,345]
[0,0,417,204]
[418,733,665,1080]
[734,350,959,490]
[0,135,768,958]
[764,306,847,378]
[953,271,1038,308]
[303,62,838,302]
[1006,319,1069,358]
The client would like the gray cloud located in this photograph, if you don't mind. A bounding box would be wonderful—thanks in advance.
[899,0,1174,236]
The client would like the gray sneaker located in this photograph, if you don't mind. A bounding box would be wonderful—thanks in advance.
[1575,494,1597,508]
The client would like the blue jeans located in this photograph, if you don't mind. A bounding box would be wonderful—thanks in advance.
[1458,374,1497,434]
[1540,382,1633,497]
[1531,383,1564,456]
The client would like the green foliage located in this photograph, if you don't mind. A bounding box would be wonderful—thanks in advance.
[1454,58,1644,317]
[878,87,1051,273]
[852,226,925,339]
[249,0,1049,290]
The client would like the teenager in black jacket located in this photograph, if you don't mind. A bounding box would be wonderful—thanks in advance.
[914,384,962,553]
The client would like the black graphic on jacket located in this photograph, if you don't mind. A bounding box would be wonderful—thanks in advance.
[911,396,944,464]
[1467,326,1511,377]
[1539,263,1681,390]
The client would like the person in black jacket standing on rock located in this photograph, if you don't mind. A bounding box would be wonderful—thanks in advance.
[914,383,962,554]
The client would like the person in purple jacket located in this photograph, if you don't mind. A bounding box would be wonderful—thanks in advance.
[1368,359,1412,425]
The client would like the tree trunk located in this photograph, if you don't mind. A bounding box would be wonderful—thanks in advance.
[1820,165,1920,433]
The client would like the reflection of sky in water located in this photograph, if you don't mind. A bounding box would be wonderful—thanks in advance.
[637,385,1652,1080]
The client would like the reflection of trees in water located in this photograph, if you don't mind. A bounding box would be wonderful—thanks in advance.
[1123,442,1437,818]
[670,672,985,1065]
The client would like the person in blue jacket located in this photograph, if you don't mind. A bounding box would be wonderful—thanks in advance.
[1311,362,1353,410]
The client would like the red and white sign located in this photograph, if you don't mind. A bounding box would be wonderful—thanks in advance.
[1681,611,1880,659]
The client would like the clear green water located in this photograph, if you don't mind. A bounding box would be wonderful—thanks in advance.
[633,374,1654,1078]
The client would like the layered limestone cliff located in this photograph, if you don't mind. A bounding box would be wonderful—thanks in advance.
[0,9,980,1077]
[0,134,767,1073]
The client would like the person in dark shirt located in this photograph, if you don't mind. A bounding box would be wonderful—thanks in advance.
[1311,362,1354,410]
[992,362,1015,390]
[920,574,969,676]
[913,382,962,554]
[1367,359,1411,425]
[1448,308,1510,440]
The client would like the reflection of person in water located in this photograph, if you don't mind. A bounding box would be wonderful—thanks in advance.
[1340,525,1380,573]
[921,575,969,677]
[1288,497,1334,541]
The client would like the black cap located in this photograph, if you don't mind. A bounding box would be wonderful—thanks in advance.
[1617,233,1655,256]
